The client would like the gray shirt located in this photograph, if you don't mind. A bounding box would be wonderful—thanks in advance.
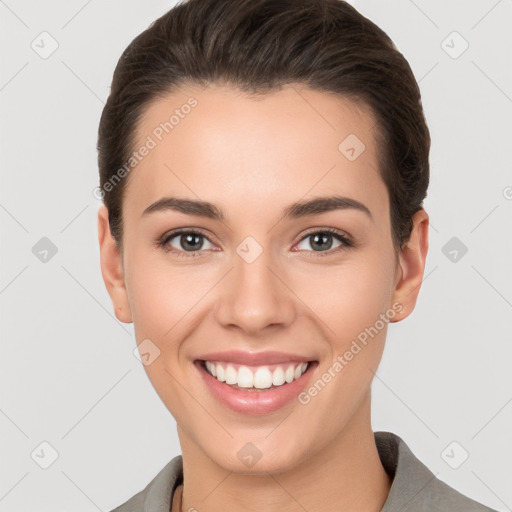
[110,431,497,511]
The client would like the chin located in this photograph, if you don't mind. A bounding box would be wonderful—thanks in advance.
[202,436,312,476]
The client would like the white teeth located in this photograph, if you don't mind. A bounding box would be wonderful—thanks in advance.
[253,367,273,389]
[272,366,285,386]
[205,361,215,376]
[237,366,254,388]
[284,365,295,383]
[294,362,308,379]
[225,364,237,384]
[215,363,226,382]
[204,360,310,389]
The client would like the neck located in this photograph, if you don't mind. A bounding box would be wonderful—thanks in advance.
[177,393,391,512]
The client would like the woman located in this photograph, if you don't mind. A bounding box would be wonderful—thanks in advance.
[96,0,497,510]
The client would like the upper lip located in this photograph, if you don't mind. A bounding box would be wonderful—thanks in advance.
[196,351,315,366]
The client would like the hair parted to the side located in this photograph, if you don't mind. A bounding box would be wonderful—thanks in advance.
[97,0,430,251]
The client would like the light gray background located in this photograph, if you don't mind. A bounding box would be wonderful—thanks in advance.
[1,0,511,510]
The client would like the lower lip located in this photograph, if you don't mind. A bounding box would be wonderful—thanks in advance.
[195,360,317,415]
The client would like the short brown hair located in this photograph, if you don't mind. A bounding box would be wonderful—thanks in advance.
[97,0,430,250]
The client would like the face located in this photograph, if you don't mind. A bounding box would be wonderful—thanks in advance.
[99,83,428,474]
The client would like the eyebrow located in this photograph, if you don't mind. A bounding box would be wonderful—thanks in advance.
[142,195,372,222]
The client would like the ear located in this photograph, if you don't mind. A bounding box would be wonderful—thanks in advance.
[97,205,132,323]
[390,208,429,322]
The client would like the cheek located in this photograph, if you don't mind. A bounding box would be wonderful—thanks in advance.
[124,248,213,340]
[292,261,394,440]
[124,252,197,418]
[291,255,395,348]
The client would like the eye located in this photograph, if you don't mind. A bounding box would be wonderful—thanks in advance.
[158,229,216,256]
[294,228,352,255]
[157,227,353,258]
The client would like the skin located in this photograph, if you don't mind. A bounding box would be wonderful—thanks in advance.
[98,83,429,512]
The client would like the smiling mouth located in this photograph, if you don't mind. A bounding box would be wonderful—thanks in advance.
[197,359,317,391]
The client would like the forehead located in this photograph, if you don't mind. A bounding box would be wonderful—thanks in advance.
[126,83,387,222]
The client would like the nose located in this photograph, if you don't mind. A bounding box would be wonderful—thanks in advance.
[214,248,296,336]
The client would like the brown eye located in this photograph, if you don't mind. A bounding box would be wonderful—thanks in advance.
[159,229,215,255]
[295,229,352,254]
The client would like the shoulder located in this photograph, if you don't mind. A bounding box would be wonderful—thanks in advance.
[375,431,498,512]
[108,455,183,512]
[420,477,498,512]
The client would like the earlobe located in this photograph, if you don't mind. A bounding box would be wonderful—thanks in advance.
[390,208,429,323]
[97,205,133,323]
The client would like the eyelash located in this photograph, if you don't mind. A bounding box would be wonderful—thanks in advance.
[157,227,353,259]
